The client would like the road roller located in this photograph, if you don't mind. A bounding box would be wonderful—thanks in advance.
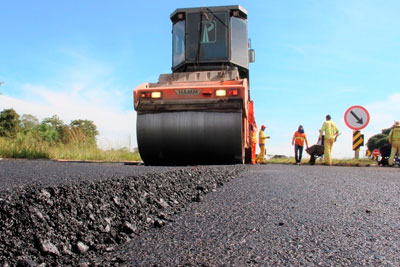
[134,5,256,165]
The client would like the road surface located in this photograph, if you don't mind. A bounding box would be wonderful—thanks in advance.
[1,160,399,266]
[115,164,400,266]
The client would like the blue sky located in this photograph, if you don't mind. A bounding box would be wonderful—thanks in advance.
[1,0,399,157]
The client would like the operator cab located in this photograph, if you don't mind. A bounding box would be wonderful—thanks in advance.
[171,5,254,79]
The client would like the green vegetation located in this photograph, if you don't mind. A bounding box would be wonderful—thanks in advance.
[265,157,296,164]
[366,127,391,151]
[0,108,141,162]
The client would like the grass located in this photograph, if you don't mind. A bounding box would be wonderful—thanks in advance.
[49,144,142,162]
[265,156,377,166]
[0,136,142,162]
[0,134,50,159]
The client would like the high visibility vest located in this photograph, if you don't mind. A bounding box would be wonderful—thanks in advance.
[259,130,266,145]
[320,121,339,139]
[389,126,400,142]
[292,131,308,147]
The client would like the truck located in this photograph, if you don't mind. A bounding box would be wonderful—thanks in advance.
[134,5,256,165]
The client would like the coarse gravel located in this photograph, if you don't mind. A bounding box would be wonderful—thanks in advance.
[113,164,400,266]
[0,159,245,266]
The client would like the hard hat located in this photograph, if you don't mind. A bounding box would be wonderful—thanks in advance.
[261,125,266,129]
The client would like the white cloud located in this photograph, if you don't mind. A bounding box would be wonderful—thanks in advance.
[0,52,137,150]
[365,93,400,130]
[0,91,137,150]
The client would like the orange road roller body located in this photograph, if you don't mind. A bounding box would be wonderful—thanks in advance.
[134,5,256,165]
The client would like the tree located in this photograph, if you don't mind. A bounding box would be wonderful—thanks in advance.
[42,115,64,129]
[20,114,39,130]
[35,124,59,144]
[37,115,65,143]
[70,119,99,145]
[366,127,391,151]
[0,108,20,138]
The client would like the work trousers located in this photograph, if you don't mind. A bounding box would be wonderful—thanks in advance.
[294,144,304,163]
[256,144,266,163]
[389,141,400,165]
[324,138,335,165]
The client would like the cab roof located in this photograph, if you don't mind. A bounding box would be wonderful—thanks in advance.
[170,5,247,22]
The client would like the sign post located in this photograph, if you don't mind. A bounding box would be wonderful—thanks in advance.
[352,130,364,159]
[344,105,370,159]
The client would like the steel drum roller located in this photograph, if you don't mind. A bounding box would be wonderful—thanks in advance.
[137,111,243,165]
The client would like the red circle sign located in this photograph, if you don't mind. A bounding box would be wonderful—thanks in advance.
[344,105,370,130]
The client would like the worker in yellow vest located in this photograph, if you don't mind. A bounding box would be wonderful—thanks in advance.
[319,115,339,166]
[251,123,258,164]
[256,125,270,163]
[388,121,400,166]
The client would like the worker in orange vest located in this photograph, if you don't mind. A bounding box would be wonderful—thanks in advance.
[251,123,258,164]
[292,125,309,164]
[256,125,270,163]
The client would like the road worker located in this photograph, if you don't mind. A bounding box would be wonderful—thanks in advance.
[292,125,309,164]
[319,115,339,166]
[388,121,400,166]
[256,125,270,163]
[251,123,258,164]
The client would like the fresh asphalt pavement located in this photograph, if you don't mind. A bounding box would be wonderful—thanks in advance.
[0,159,175,188]
[116,164,400,266]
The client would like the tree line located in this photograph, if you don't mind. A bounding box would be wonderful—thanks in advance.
[0,108,99,146]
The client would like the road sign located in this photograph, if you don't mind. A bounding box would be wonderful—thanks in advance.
[344,105,370,130]
[352,130,364,151]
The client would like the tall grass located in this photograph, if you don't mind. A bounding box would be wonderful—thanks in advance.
[0,133,50,159]
[49,144,141,162]
[0,134,141,162]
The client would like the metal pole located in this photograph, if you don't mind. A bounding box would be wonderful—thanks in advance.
[354,149,359,159]
[353,130,361,159]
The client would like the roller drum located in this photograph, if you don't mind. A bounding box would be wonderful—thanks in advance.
[137,111,243,165]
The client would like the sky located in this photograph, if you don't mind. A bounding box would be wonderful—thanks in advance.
[1,0,399,158]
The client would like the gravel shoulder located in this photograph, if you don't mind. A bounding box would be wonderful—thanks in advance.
[116,164,400,266]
